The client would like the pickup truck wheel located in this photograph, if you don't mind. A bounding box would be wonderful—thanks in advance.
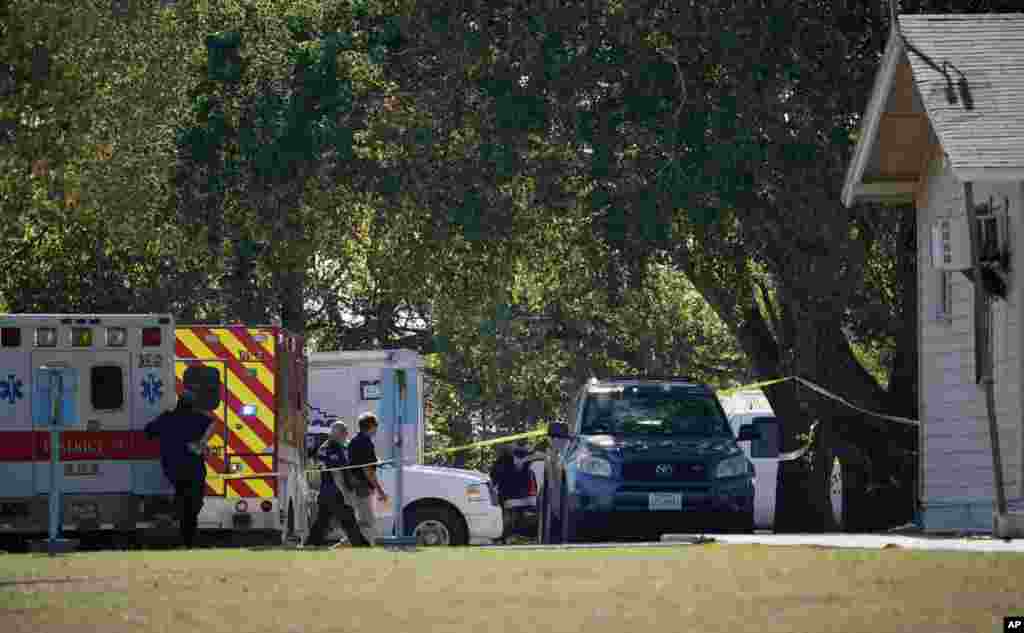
[405,504,468,547]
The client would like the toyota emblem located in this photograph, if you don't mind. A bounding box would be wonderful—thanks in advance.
[655,464,674,476]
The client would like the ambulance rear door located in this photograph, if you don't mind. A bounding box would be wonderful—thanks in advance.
[31,348,131,495]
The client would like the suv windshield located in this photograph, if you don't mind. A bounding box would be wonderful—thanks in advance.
[580,385,731,437]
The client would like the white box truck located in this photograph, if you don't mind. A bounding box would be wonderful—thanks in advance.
[307,350,503,546]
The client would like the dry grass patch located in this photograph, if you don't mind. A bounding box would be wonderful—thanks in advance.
[2,545,1022,633]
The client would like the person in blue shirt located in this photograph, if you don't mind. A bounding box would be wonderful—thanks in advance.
[305,421,369,547]
[144,388,214,548]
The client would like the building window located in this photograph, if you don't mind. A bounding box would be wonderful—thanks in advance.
[91,365,124,411]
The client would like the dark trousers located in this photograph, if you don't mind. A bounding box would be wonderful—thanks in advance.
[306,489,369,547]
[172,476,205,548]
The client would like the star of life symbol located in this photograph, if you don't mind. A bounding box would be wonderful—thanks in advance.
[141,374,163,405]
[0,373,24,405]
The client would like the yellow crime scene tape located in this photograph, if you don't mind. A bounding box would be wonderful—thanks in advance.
[207,428,549,480]
[207,375,918,480]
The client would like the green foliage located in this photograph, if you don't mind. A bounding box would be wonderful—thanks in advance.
[4,0,969,488]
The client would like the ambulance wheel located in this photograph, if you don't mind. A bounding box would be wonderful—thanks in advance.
[404,503,468,547]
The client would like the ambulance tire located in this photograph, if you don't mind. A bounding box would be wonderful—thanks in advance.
[0,535,29,554]
[404,503,468,547]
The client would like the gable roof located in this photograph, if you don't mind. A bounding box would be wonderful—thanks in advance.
[843,13,1024,207]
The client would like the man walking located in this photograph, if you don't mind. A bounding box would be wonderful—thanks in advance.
[347,412,388,545]
[305,421,369,548]
[144,366,218,548]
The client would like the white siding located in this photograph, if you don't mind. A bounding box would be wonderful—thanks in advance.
[917,156,1024,530]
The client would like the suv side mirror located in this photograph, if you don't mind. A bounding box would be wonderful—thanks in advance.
[548,422,570,439]
[737,424,761,442]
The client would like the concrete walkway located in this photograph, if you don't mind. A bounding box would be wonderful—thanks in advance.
[480,533,1024,553]
[665,532,1024,552]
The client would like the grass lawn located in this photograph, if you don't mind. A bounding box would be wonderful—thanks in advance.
[2,544,1022,633]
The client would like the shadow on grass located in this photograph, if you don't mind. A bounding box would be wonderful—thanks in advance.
[0,578,91,587]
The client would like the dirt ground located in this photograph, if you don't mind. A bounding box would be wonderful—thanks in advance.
[2,544,1022,633]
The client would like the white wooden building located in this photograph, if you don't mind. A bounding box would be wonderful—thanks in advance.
[842,13,1024,532]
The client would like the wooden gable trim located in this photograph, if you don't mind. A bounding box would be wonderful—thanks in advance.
[842,29,906,208]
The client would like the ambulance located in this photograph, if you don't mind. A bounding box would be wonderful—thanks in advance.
[0,314,177,540]
[174,325,311,545]
[308,350,504,546]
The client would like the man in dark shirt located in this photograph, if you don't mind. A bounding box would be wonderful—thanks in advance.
[490,439,533,542]
[305,421,368,547]
[144,388,214,548]
[347,412,388,544]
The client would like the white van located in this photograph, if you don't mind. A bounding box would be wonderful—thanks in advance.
[730,411,848,532]
[729,411,781,530]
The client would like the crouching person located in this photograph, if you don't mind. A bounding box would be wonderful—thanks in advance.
[306,421,370,548]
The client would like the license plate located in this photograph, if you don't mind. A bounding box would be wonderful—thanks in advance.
[649,492,682,511]
[64,463,99,477]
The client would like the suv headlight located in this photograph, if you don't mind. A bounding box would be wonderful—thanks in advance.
[466,483,486,503]
[577,455,612,478]
[715,455,751,479]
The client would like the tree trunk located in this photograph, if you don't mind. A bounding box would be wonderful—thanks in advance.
[887,206,918,420]
[449,412,473,469]
[279,267,306,335]
[696,269,894,531]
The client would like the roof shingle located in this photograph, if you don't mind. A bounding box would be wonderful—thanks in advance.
[898,13,1024,172]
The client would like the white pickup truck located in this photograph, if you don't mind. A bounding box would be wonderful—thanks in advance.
[306,349,503,546]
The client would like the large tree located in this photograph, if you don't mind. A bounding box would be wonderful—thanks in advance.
[353,0,923,528]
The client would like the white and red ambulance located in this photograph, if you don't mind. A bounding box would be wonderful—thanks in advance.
[0,314,177,541]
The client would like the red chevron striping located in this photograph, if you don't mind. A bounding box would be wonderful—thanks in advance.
[222,327,276,374]
[222,387,275,448]
[225,431,273,474]
[173,373,271,473]
[227,478,261,498]
[173,355,273,459]
[175,339,197,359]
[190,326,276,414]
